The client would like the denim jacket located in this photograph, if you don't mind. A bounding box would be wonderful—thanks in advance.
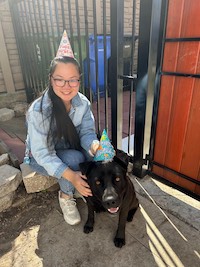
[25,91,98,179]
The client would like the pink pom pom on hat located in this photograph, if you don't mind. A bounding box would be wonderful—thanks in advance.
[56,30,74,58]
[93,129,115,162]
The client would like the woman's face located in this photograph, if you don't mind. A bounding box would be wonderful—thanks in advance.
[51,62,80,105]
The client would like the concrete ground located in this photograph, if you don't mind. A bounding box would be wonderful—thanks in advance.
[0,116,200,267]
[0,174,199,267]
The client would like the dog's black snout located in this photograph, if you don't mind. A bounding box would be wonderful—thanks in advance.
[102,187,119,208]
[103,195,118,208]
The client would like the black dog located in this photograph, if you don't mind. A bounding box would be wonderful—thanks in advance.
[79,151,139,248]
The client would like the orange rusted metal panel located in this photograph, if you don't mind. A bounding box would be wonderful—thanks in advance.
[163,42,200,74]
[153,0,200,195]
[166,0,200,38]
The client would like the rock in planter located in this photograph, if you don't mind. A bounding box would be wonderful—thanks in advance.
[20,163,57,193]
[0,191,15,213]
[0,153,9,166]
[0,164,22,212]
[13,102,28,117]
[0,108,15,121]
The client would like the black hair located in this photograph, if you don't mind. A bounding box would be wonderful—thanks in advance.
[41,56,81,150]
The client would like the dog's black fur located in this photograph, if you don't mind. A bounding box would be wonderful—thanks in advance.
[79,150,139,248]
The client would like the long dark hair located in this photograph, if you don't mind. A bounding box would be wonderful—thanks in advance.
[41,56,81,150]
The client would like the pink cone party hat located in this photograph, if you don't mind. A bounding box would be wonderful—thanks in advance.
[56,30,74,58]
[94,129,115,162]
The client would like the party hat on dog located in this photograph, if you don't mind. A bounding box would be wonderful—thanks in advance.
[94,129,115,162]
[56,30,74,58]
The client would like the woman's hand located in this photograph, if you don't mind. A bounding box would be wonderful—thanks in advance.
[62,168,92,197]
[89,140,100,156]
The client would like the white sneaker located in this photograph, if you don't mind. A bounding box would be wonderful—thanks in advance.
[58,191,81,225]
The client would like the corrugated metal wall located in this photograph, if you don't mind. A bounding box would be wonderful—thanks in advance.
[152,0,200,195]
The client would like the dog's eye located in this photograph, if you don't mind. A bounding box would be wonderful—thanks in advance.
[115,177,120,182]
[96,180,101,185]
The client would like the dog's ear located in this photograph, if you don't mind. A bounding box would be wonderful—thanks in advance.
[79,161,96,176]
[114,149,130,170]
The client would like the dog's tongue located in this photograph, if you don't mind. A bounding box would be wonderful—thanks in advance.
[108,207,119,214]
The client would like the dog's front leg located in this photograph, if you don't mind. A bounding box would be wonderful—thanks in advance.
[84,200,95,234]
[114,209,128,248]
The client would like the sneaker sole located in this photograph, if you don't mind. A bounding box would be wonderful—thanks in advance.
[64,217,81,225]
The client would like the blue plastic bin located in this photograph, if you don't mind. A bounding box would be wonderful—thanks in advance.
[84,35,111,98]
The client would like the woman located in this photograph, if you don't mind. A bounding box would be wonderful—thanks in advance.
[24,56,99,225]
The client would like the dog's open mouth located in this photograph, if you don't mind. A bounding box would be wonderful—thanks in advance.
[108,207,119,214]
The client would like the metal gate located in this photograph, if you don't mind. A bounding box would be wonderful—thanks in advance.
[9,0,139,151]
[149,0,200,196]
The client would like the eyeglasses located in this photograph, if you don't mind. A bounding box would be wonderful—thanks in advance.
[51,76,80,87]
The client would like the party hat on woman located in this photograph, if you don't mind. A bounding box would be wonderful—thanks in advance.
[56,30,74,58]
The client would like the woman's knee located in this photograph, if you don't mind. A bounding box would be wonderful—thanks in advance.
[56,149,86,171]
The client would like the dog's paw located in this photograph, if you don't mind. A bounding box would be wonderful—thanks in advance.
[114,237,125,248]
[84,225,94,234]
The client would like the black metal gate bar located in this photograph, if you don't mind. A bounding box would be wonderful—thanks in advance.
[110,0,124,148]
[127,0,137,153]
[24,0,40,91]
[83,0,92,102]
[36,0,51,75]
[93,0,101,134]
[165,37,200,42]
[161,72,200,78]
[143,0,163,165]
[103,0,108,132]
[67,0,74,51]
[54,0,61,39]
[151,161,200,186]
[132,0,153,177]
[148,0,168,166]
[60,0,66,30]
[31,0,47,90]
[48,0,57,55]
[75,0,84,94]
[41,0,52,65]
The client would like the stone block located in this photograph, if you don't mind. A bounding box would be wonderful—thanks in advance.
[11,102,28,117]
[0,108,15,121]
[0,191,15,212]
[0,91,26,109]
[0,140,20,168]
[9,152,20,168]
[20,163,57,193]
[0,164,22,198]
[0,153,9,166]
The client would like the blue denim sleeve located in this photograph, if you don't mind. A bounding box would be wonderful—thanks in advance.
[78,100,98,152]
[27,110,68,179]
